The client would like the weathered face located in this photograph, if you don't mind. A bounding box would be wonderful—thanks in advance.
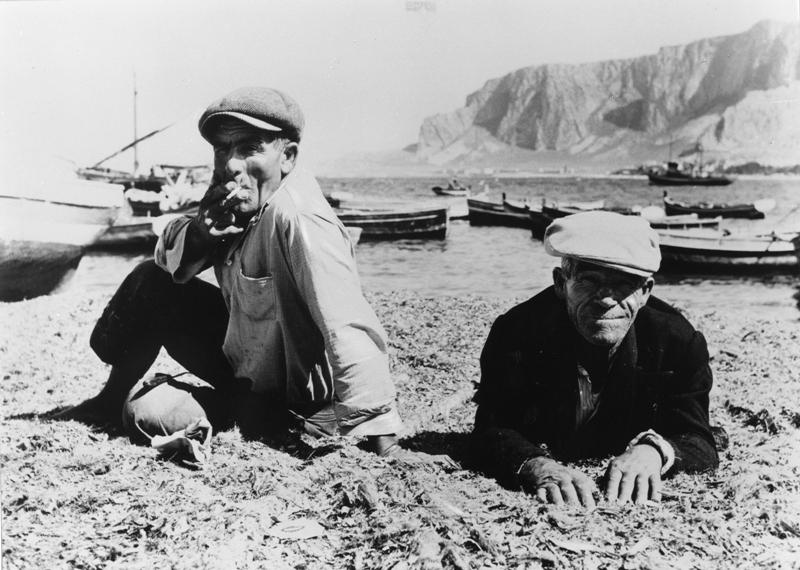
[209,118,297,221]
[553,262,653,349]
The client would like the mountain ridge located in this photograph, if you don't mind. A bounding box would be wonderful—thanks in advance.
[413,20,800,171]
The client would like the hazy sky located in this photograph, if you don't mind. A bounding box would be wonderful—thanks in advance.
[1,0,797,175]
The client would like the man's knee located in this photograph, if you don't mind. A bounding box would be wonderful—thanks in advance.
[90,261,182,364]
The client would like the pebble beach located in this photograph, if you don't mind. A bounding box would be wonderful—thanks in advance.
[2,289,800,569]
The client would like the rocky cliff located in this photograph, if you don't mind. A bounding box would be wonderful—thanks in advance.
[416,20,800,168]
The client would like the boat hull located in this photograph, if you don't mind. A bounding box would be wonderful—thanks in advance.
[92,218,159,249]
[657,231,798,270]
[432,187,468,197]
[649,215,721,230]
[648,173,733,186]
[0,240,84,302]
[335,206,449,240]
[468,198,530,228]
[0,196,118,301]
[663,201,762,219]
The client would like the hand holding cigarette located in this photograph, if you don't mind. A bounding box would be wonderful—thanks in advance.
[195,180,248,239]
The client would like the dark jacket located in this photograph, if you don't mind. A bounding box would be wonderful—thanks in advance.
[473,286,718,483]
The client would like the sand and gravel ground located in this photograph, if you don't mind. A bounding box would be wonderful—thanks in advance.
[2,290,799,570]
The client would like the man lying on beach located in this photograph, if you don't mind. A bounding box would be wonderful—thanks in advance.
[472,211,719,506]
[54,86,412,459]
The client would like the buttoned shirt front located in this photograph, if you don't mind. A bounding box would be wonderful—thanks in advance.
[154,167,403,436]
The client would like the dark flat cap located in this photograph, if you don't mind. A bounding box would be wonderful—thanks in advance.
[199,86,305,143]
[544,211,661,276]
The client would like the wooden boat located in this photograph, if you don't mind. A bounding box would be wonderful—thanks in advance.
[663,192,773,220]
[540,200,607,219]
[648,214,721,231]
[432,186,468,197]
[657,229,798,269]
[93,218,161,248]
[467,195,530,228]
[433,179,470,197]
[0,192,120,301]
[528,202,721,241]
[647,172,734,187]
[334,204,449,240]
[92,211,192,250]
[647,162,733,186]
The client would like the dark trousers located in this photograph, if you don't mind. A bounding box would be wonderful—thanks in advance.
[92,260,333,438]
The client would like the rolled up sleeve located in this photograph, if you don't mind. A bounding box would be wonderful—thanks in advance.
[285,211,403,437]
[154,216,213,283]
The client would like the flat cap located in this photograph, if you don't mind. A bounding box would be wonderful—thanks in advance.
[544,211,661,276]
[199,86,305,143]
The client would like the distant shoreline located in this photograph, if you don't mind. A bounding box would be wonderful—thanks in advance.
[319,172,800,181]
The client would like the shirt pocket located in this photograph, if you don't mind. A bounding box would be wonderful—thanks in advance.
[234,270,277,320]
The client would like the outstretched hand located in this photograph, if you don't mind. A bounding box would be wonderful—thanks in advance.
[520,457,597,508]
[604,444,663,504]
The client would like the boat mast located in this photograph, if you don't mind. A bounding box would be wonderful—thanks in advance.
[133,72,139,176]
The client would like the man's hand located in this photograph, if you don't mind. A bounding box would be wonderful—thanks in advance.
[192,178,248,241]
[604,444,662,504]
[519,457,597,507]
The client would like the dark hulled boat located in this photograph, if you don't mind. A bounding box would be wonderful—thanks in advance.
[467,195,531,228]
[647,162,733,187]
[335,204,449,240]
[663,191,773,220]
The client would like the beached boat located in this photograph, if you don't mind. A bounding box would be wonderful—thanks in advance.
[525,200,605,239]
[663,191,773,220]
[468,195,530,228]
[334,204,449,240]
[648,214,721,231]
[93,218,161,248]
[528,203,722,241]
[0,191,120,301]
[657,229,798,269]
[647,162,733,186]
[92,211,193,250]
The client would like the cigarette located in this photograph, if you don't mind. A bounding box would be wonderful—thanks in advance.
[223,185,245,204]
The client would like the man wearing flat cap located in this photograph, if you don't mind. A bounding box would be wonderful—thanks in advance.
[472,211,719,507]
[55,87,408,458]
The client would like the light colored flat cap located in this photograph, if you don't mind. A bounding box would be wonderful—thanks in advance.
[544,211,661,276]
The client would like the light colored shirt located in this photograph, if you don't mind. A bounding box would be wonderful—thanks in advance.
[154,167,403,437]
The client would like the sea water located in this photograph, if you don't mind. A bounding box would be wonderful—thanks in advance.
[69,176,800,321]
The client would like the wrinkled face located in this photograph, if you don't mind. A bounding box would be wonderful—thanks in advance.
[553,262,654,349]
[209,118,297,220]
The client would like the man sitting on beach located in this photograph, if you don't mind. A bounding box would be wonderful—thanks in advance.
[472,211,719,506]
[54,86,409,458]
